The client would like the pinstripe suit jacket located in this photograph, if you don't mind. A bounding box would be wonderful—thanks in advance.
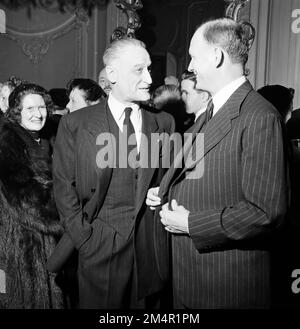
[159,81,289,308]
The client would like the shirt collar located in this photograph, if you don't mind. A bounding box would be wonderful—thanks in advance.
[212,76,246,115]
[194,103,209,122]
[108,93,140,121]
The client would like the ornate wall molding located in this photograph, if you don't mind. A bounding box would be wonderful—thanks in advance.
[2,7,89,64]
[225,0,250,21]
[224,0,255,76]
[111,0,143,41]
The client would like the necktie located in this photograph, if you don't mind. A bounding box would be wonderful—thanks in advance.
[205,99,214,124]
[123,107,138,167]
[123,107,135,139]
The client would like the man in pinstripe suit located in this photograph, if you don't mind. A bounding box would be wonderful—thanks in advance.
[147,18,289,308]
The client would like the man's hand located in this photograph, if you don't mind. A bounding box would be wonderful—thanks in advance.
[159,199,189,234]
[146,187,161,210]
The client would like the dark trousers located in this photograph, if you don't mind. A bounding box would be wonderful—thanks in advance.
[77,220,144,309]
[59,218,172,309]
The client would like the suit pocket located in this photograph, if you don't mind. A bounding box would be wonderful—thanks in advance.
[78,219,104,259]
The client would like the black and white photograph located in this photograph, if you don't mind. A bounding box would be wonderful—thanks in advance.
[0,0,299,325]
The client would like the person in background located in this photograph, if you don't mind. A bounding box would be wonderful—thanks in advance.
[286,108,300,233]
[0,76,25,113]
[164,75,179,87]
[0,83,64,309]
[180,69,210,122]
[152,84,181,109]
[42,88,70,147]
[66,78,106,113]
[98,67,112,96]
[0,83,3,120]
[152,84,190,135]
[49,88,69,116]
[286,107,300,155]
[257,84,295,123]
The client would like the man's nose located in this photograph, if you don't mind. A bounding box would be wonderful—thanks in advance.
[144,69,152,84]
[32,107,42,117]
[66,100,71,110]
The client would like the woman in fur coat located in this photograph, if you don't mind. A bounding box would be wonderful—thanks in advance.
[0,83,64,309]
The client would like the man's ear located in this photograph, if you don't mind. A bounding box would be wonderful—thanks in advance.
[200,91,210,103]
[106,65,117,84]
[214,47,224,69]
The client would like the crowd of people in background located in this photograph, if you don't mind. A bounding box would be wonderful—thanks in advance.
[1,75,297,152]
[0,17,299,310]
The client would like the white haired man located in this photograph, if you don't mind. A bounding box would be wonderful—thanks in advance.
[50,38,175,308]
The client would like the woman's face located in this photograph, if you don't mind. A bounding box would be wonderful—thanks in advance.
[20,94,47,131]
[0,85,11,113]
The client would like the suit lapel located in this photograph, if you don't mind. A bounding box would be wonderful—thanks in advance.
[85,101,116,168]
[135,108,159,216]
[173,81,253,181]
[83,101,114,218]
[203,81,252,156]
[158,111,206,202]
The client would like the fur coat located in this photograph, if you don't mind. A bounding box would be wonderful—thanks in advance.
[0,118,64,309]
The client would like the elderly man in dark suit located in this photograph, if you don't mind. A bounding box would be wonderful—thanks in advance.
[51,37,174,308]
[147,18,289,308]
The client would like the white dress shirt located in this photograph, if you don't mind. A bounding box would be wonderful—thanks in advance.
[212,76,247,117]
[108,93,142,152]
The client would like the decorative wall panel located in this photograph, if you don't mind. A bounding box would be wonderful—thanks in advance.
[0,6,87,88]
[248,0,300,108]
[0,2,113,89]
